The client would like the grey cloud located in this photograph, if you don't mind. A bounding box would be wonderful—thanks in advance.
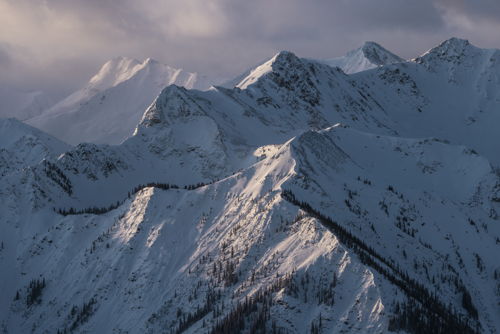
[0,0,499,97]
[437,0,500,23]
[0,44,12,66]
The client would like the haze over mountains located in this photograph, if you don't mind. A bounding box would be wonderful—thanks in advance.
[0,88,54,121]
[2,42,404,146]
[0,38,499,333]
[25,57,213,145]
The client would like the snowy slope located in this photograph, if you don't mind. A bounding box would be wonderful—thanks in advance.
[1,124,497,333]
[1,38,499,334]
[223,41,403,89]
[317,41,404,74]
[352,37,500,165]
[0,88,55,120]
[0,141,391,333]
[0,118,70,176]
[284,125,499,333]
[26,57,213,145]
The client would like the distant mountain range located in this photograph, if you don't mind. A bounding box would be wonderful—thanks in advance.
[19,42,403,146]
[316,41,404,73]
[25,57,213,145]
[0,38,499,334]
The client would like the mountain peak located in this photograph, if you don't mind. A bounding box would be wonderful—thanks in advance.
[360,41,384,52]
[0,117,70,166]
[269,51,304,73]
[0,118,66,147]
[356,41,404,66]
[272,50,299,62]
[143,57,161,66]
[440,37,470,48]
[136,85,187,128]
[428,37,471,56]
[414,37,476,65]
[88,57,172,91]
[236,50,301,89]
[89,57,143,90]
[318,42,403,74]
[0,117,51,137]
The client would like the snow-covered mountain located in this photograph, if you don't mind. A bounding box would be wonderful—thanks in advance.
[1,38,499,334]
[317,41,404,74]
[223,42,404,90]
[26,57,213,145]
[0,87,55,120]
[0,118,70,176]
[351,37,500,165]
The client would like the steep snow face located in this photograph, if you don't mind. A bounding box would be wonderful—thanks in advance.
[17,40,500,212]
[318,41,404,74]
[128,85,230,181]
[0,128,394,334]
[222,51,398,141]
[235,52,282,89]
[0,118,70,176]
[2,38,500,334]
[8,86,231,211]
[26,57,213,145]
[286,126,500,333]
[87,57,143,92]
[1,187,385,333]
[353,37,500,165]
[0,118,69,154]
[414,37,474,67]
[1,124,498,333]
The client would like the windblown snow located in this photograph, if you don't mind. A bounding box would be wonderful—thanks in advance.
[25,57,213,145]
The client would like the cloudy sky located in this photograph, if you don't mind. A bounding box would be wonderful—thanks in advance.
[1,0,499,97]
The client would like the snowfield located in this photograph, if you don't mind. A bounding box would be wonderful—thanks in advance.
[0,38,499,334]
[26,57,213,145]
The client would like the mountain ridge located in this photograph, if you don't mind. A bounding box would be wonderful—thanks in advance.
[25,57,213,145]
[1,37,499,333]
[317,41,404,74]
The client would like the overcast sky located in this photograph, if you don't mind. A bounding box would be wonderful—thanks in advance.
[1,0,499,96]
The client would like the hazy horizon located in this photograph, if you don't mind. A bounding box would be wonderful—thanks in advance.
[1,0,499,98]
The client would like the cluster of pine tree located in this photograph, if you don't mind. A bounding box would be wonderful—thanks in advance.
[57,298,97,333]
[309,314,323,334]
[56,202,121,216]
[43,161,73,195]
[26,277,46,307]
[388,298,479,334]
[173,288,220,334]
[281,189,480,334]
[209,274,293,334]
[211,258,239,287]
[55,180,214,216]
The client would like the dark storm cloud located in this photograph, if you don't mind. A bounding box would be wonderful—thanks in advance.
[0,0,499,95]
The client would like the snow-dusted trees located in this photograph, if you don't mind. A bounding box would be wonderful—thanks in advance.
[26,277,46,307]
[281,189,480,334]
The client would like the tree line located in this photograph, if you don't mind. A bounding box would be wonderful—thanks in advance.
[281,189,480,334]
[55,181,214,216]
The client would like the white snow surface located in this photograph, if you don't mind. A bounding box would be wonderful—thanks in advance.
[317,41,404,74]
[26,57,213,145]
[0,118,70,176]
[1,38,500,334]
